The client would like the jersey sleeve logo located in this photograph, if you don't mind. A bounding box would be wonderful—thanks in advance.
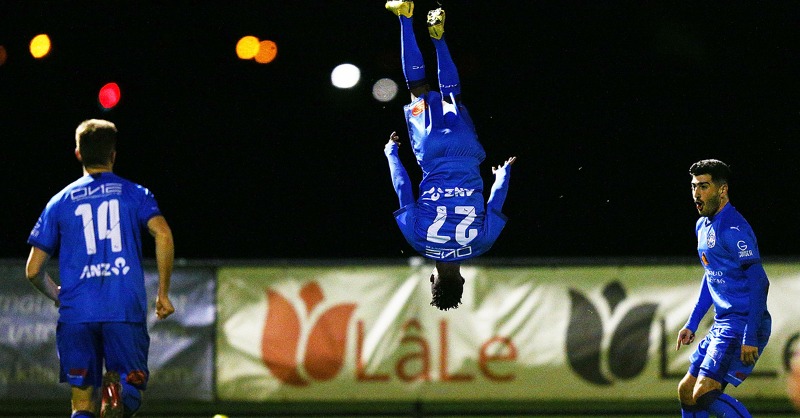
[737,240,754,258]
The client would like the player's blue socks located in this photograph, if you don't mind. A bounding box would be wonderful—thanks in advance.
[399,16,426,88]
[121,380,142,416]
[71,411,95,418]
[431,37,461,99]
[681,403,709,418]
[697,390,752,418]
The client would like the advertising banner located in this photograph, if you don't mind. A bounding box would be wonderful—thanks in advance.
[217,262,800,401]
[0,263,215,400]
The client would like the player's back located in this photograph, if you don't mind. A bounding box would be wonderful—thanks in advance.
[28,172,161,323]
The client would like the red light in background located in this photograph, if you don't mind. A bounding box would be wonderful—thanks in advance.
[98,82,121,109]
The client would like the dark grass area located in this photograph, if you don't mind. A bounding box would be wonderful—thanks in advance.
[0,399,797,417]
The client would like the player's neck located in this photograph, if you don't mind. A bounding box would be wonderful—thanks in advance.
[712,199,730,217]
[83,166,113,176]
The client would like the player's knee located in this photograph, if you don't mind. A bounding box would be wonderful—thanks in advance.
[677,374,696,403]
[692,377,723,403]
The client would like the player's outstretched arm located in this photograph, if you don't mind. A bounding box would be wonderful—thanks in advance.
[384,131,414,208]
[487,156,516,213]
[148,215,175,320]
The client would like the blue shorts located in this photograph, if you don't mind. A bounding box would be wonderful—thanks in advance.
[688,323,769,387]
[404,92,485,165]
[56,322,150,389]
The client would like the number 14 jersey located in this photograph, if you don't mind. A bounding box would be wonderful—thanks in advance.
[28,172,162,323]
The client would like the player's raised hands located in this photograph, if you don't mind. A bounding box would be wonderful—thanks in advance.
[385,131,402,156]
[492,156,517,175]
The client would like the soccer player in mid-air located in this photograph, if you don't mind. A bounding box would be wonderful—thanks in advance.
[675,159,771,418]
[383,1,516,311]
[25,119,175,418]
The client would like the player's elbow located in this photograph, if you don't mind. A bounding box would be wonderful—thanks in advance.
[25,265,40,281]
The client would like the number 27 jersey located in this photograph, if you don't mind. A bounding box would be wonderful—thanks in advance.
[27,172,162,323]
[393,157,508,262]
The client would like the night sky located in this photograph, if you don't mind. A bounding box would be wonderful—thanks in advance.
[2,1,798,261]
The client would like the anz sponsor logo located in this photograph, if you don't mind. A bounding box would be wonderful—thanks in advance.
[70,183,123,201]
[737,240,754,258]
[79,257,131,279]
[424,246,473,260]
[421,187,476,202]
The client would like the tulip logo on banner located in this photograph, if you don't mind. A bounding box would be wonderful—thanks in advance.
[260,282,356,386]
[566,281,658,385]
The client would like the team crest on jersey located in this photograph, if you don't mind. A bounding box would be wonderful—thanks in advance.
[411,100,426,117]
[706,228,716,248]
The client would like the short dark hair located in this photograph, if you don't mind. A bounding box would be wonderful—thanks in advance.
[689,159,730,184]
[75,119,117,167]
[431,275,463,311]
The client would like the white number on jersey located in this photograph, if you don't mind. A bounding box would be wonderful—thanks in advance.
[426,205,478,246]
[74,199,122,255]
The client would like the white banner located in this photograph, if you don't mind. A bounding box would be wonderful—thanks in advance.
[217,262,800,401]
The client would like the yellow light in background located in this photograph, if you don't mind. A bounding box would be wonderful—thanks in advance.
[236,36,260,60]
[29,34,51,59]
[0,46,7,66]
[254,40,277,64]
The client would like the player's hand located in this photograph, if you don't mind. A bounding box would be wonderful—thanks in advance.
[492,156,517,175]
[741,344,759,365]
[385,131,401,155]
[155,294,175,320]
[675,328,695,351]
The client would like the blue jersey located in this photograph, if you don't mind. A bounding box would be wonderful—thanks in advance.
[390,92,509,262]
[27,172,161,323]
[393,161,508,261]
[693,204,769,332]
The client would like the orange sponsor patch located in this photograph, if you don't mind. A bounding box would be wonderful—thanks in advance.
[411,100,426,117]
[701,252,709,266]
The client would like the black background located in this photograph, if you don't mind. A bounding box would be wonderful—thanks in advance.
[2,1,798,261]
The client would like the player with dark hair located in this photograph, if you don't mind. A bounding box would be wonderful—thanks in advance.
[25,119,175,418]
[676,159,771,418]
[383,1,515,310]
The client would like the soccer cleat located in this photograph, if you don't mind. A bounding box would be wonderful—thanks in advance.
[100,371,123,418]
[385,1,413,18]
[427,8,445,39]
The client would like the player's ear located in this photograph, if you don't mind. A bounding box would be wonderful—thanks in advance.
[74,148,83,163]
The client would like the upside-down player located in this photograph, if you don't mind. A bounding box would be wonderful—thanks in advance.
[383,1,516,311]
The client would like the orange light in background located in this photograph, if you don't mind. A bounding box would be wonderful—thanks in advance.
[0,46,7,66]
[98,82,121,109]
[29,34,51,59]
[236,36,260,60]
[254,40,278,64]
